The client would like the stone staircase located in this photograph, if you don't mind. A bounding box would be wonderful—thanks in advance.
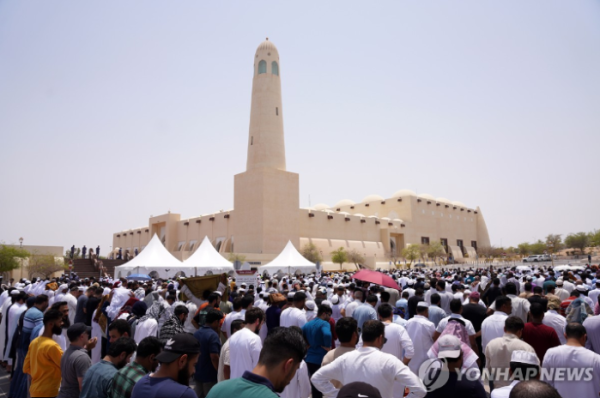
[72,259,126,279]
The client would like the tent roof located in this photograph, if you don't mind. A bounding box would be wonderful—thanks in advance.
[183,236,235,275]
[258,241,316,275]
[114,234,184,278]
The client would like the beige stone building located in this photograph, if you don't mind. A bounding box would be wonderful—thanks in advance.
[112,39,491,269]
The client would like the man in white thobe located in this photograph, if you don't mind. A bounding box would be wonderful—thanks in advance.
[542,303,567,345]
[481,296,511,352]
[542,323,600,398]
[490,350,540,398]
[280,292,307,328]
[5,293,26,367]
[554,280,570,302]
[64,287,79,325]
[311,319,427,398]
[228,308,264,379]
[405,302,435,375]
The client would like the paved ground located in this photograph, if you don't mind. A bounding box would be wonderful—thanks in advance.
[0,371,10,398]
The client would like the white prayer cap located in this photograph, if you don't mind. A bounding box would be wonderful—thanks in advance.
[331,295,340,305]
[10,290,19,295]
[78,286,86,292]
[417,301,430,308]
[214,290,223,296]
[287,292,295,299]
[464,290,471,295]
[59,284,68,291]
[407,280,414,286]
[511,350,540,366]
[322,300,332,307]
[576,285,587,292]
[305,300,316,310]
[437,335,461,359]
[556,279,563,286]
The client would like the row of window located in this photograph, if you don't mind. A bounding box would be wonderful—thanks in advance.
[258,60,279,76]
[421,238,477,252]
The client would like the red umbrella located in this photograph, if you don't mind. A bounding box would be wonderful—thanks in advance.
[352,269,398,290]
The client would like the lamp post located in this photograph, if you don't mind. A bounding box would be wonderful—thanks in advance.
[19,237,24,279]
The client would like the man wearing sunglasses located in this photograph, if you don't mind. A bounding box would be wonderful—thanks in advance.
[311,320,427,398]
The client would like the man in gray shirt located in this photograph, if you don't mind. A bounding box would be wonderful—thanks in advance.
[58,323,93,398]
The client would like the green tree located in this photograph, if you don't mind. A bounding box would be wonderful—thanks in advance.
[346,249,365,270]
[589,230,600,248]
[301,243,323,264]
[565,232,589,255]
[545,234,563,254]
[0,244,30,273]
[28,254,68,279]
[427,242,446,264]
[517,243,531,256]
[402,244,421,267]
[529,240,547,255]
[330,247,348,270]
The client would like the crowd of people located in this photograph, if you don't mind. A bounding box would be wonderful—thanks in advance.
[1,262,600,398]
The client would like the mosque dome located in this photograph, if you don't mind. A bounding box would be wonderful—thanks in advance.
[452,201,467,207]
[392,218,404,223]
[256,38,279,54]
[436,197,451,204]
[354,213,366,217]
[392,189,416,198]
[313,203,330,211]
[361,194,384,203]
[417,193,435,201]
[335,199,355,207]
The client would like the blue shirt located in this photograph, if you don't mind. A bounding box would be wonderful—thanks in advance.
[352,303,378,333]
[193,325,221,383]
[302,318,332,365]
[131,374,196,398]
[80,360,118,398]
[428,304,447,327]
[396,298,409,320]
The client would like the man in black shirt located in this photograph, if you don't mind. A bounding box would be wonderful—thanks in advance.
[407,288,425,319]
[482,278,502,307]
[527,286,548,312]
[461,291,487,368]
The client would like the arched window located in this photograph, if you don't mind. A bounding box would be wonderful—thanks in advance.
[271,61,279,76]
[258,60,267,74]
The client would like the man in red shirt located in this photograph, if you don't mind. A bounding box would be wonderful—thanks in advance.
[521,303,560,362]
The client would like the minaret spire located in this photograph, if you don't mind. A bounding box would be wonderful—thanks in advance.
[246,38,286,171]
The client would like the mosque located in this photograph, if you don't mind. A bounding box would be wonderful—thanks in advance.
[111,39,491,270]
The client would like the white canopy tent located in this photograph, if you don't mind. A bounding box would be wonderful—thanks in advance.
[114,234,188,279]
[182,236,235,276]
[258,241,316,275]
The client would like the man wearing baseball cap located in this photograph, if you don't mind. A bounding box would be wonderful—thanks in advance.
[131,333,200,398]
[425,335,487,398]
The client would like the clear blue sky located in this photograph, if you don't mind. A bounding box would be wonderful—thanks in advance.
[1,1,599,252]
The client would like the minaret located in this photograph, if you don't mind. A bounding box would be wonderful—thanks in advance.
[246,38,286,171]
[233,39,300,256]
